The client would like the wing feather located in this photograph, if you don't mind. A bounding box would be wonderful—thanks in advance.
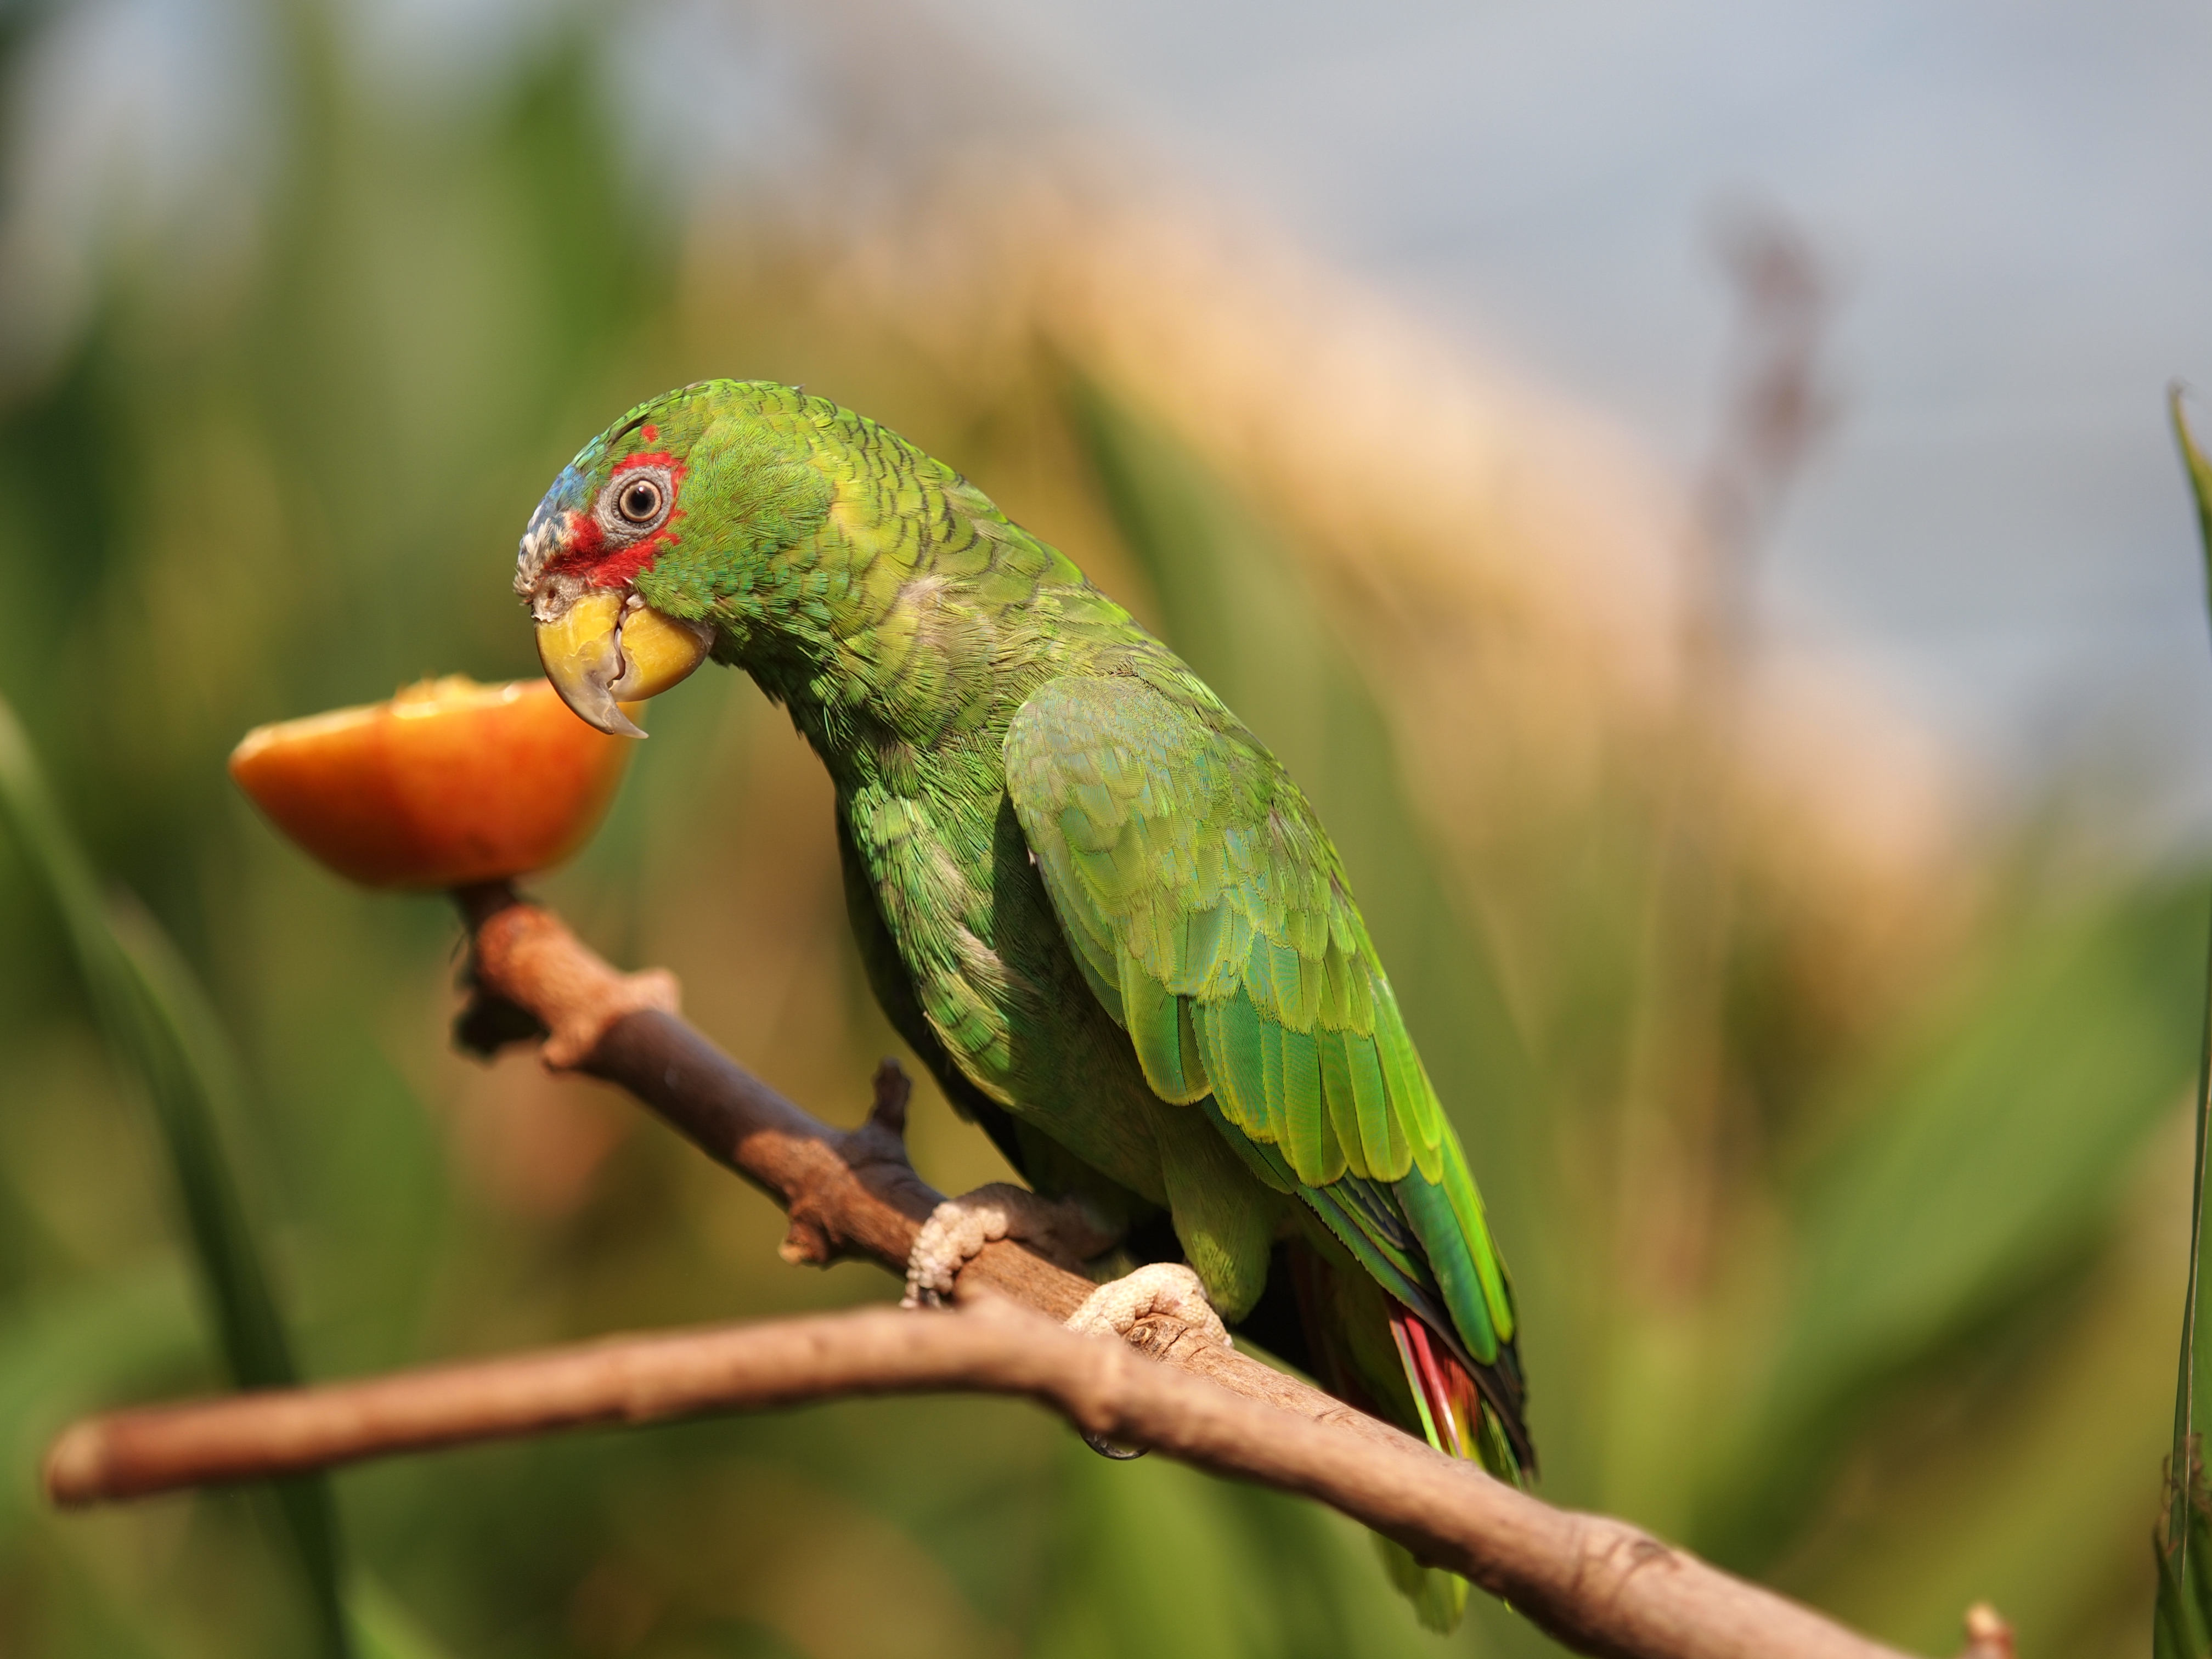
[1348,1030,1402,1176]
[1279,1024,1329,1179]
[1317,1027,1363,1178]
[1259,1014,1287,1144]
[1002,674,1522,1423]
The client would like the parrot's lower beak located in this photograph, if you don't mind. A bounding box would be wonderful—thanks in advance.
[534,590,713,738]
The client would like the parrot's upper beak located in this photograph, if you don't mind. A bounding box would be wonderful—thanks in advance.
[532,589,713,739]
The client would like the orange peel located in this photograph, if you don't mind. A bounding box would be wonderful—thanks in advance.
[229,676,635,889]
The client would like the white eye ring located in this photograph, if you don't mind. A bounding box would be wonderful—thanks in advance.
[603,467,673,533]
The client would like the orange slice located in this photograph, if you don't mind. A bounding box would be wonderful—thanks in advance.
[229,676,635,889]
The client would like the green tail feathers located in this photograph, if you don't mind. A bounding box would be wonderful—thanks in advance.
[1379,1534,1471,1633]
[1380,1299,1531,1632]
[1279,1234,1526,1632]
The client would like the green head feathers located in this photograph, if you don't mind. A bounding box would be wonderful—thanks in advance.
[517,377,1115,750]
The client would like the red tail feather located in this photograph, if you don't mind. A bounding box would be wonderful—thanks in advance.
[1388,1303,1481,1462]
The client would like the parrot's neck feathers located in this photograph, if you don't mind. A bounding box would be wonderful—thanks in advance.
[693,458,1127,785]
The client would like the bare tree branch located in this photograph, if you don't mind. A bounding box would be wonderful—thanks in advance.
[48,1296,1916,1659]
[40,883,1994,1659]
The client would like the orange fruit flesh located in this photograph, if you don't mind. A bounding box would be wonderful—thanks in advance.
[228,676,635,889]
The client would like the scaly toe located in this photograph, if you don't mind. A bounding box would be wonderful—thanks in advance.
[901,1183,1117,1308]
[1064,1262,1231,1350]
[1063,1263,1231,1459]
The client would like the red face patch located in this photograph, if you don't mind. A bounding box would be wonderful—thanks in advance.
[541,449,689,590]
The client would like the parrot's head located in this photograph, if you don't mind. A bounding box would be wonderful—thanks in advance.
[515,380,832,738]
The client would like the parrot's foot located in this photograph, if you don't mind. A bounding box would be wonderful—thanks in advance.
[1064,1262,1232,1351]
[1063,1263,1231,1460]
[901,1183,1117,1308]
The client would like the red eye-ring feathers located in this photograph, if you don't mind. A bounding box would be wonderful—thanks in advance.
[545,450,688,589]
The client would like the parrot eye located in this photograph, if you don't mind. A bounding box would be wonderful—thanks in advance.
[614,476,666,526]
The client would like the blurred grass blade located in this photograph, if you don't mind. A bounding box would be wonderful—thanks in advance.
[2159,1459,2212,1659]
[0,1262,199,1547]
[0,692,352,1659]
[2158,386,2212,1658]
[1707,882,2205,1567]
[2160,1544,2200,1659]
[2174,386,2212,583]
[352,1576,454,1659]
[2193,1489,2212,1648]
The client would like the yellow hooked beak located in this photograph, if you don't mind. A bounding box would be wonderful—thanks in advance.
[534,590,713,739]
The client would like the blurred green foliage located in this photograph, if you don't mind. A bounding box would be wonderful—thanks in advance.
[2150,393,2212,1659]
[0,5,2198,1657]
[0,692,349,1655]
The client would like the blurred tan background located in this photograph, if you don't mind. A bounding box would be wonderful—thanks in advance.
[0,3,2204,1656]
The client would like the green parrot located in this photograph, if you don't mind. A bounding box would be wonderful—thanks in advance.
[516,379,1532,1628]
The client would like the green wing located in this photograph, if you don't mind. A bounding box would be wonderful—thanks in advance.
[1001,673,1519,1375]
